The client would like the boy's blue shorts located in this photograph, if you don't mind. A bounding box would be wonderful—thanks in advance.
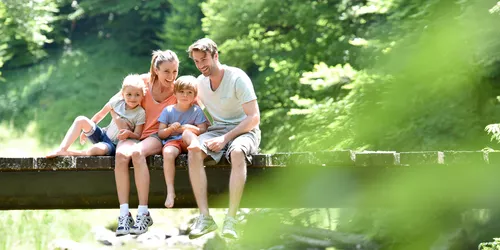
[85,125,116,156]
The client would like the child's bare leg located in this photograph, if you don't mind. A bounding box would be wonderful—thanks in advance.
[47,116,94,158]
[65,143,108,156]
[163,145,180,208]
[183,130,201,152]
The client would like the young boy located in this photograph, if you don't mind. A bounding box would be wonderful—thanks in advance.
[46,74,146,158]
[158,75,207,208]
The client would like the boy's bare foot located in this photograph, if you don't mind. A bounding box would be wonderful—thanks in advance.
[164,193,176,208]
[46,149,68,158]
[187,140,201,152]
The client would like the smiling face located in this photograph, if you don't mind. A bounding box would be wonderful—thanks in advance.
[155,60,179,86]
[191,50,217,77]
[122,86,144,109]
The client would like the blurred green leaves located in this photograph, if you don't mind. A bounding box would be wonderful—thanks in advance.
[0,0,59,72]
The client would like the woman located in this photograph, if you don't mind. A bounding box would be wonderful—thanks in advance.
[113,50,179,236]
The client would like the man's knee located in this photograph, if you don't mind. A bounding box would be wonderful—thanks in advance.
[188,150,205,165]
[230,148,246,166]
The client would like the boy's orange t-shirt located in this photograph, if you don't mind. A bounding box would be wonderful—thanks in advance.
[140,75,177,140]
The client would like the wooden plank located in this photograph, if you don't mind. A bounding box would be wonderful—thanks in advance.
[1,151,500,209]
[399,151,443,166]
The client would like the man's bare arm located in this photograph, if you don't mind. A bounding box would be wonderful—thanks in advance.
[224,99,260,141]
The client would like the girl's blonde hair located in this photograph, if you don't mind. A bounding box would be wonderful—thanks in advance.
[149,50,179,84]
[122,74,146,95]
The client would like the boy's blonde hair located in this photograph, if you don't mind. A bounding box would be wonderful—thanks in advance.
[174,75,199,96]
[122,74,146,95]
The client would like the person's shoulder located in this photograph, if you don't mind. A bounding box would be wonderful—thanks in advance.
[136,105,145,113]
[140,73,150,82]
[224,65,250,83]
[109,95,124,106]
[191,104,203,111]
[196,74,208,83]
[163,104,176,112]
[140,73,151,88]
[224,65,247,76]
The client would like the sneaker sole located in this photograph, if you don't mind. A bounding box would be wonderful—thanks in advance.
[130,230,146,236]
[188,225,218,240]
[130,219,153,235]
[116,231,129,237]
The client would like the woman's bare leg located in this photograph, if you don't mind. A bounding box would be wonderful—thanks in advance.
[130,137,162,206]
[115,140,136,205]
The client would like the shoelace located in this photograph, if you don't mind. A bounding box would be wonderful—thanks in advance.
[118,216,130,227]
[192,215,210,230]
[134,214,148,227]
[224,217,236,228]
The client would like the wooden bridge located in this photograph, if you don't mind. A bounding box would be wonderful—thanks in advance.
[1,150,500,210]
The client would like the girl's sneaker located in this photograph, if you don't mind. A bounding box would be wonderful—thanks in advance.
[130,212,153,235]
[116,213,134,236]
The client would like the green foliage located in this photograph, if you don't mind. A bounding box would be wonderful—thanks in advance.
[0,37,149,146]
[0,0,59,70]
[68,0,171,55]
[158,0,205,76]
[235,0,500,152]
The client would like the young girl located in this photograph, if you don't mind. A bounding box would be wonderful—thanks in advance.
[46,74,146,157]
[158,75,207,208]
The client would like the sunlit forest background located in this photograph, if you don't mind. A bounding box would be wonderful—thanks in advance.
[1,0,500,156]
[2,0,500,249]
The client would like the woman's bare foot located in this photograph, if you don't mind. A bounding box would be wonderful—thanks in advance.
[164,193,176,208]
[187,140,201,152]
[46,149,68,158]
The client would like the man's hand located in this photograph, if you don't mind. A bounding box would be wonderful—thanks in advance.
[204,135,228,152]
[117,129,132,140]
[79,133,87,145]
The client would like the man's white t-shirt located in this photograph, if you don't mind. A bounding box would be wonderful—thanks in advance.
[197,65,257,126]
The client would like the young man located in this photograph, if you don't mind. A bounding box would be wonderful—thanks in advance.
[186,38,261,239]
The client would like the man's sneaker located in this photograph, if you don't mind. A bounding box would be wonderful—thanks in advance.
[221,216,239,239]
[188,214,218,239]
[116,213,134,236]
[130,212,153,235]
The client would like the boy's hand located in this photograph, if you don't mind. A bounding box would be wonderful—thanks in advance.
[79,133,87,145]
[117,129,131,140]
[170,122,181,130]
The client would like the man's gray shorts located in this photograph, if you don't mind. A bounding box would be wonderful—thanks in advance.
[198,124,261,164]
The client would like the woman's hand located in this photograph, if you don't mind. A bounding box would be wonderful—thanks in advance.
[110,110,133,130]
[116,117,133,131]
